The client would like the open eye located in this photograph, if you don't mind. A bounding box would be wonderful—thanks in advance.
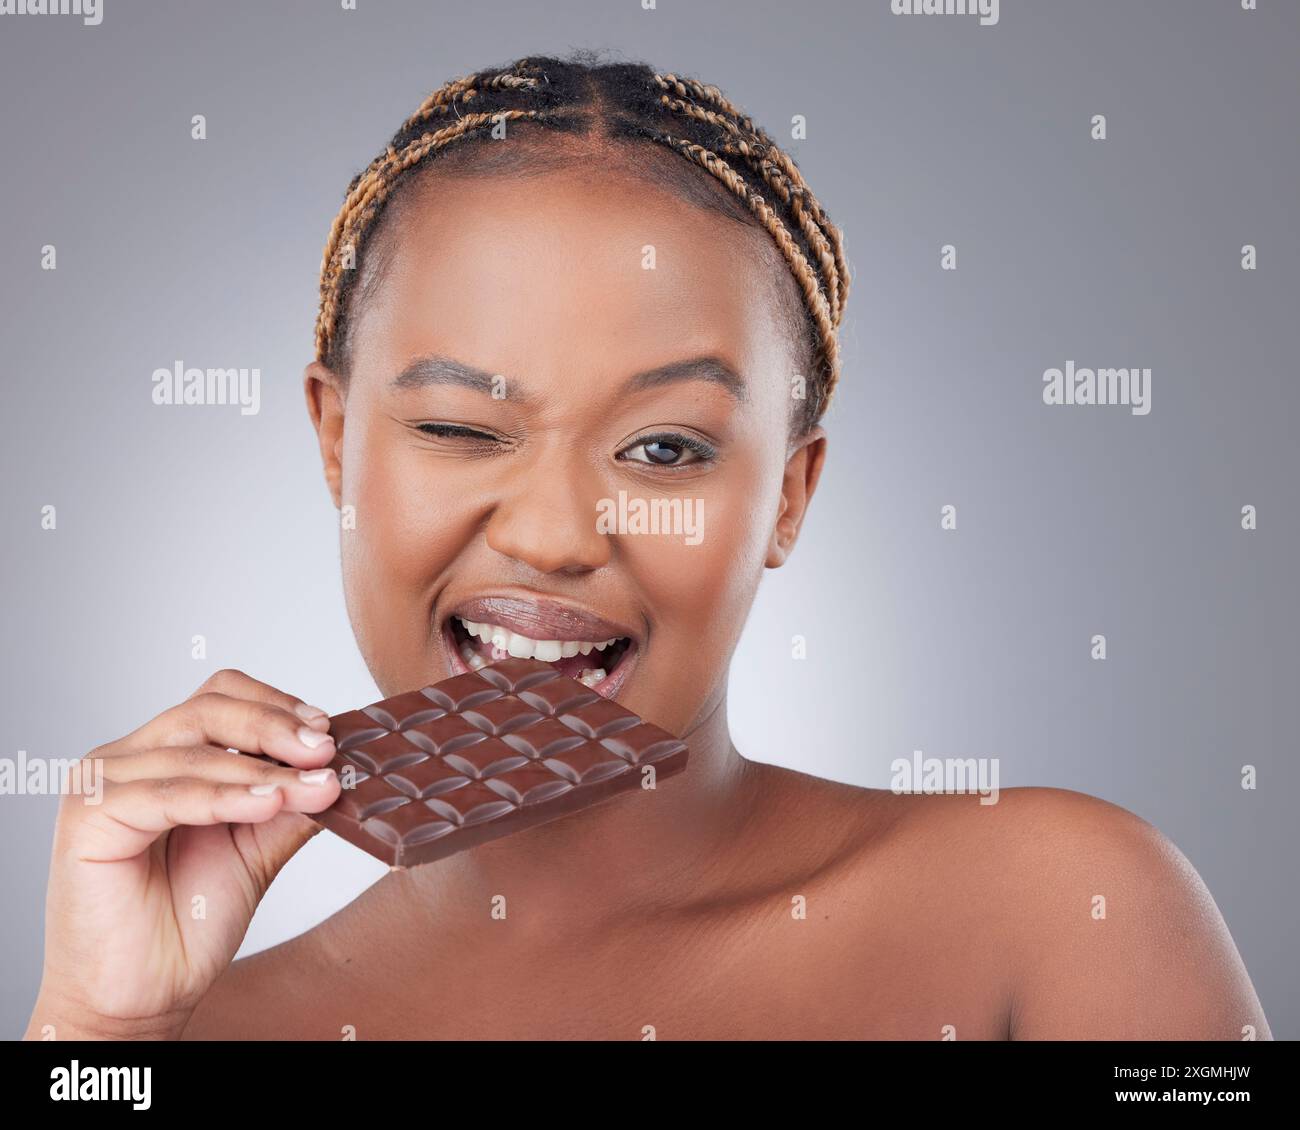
[617,432,717,468]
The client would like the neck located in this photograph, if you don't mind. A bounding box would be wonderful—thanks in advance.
[383,686,757,934]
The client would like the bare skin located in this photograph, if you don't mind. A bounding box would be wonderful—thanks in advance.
[176,778,1270,1040]
[26,145,1272,1042]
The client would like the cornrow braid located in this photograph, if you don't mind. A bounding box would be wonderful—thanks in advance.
[314,51,850,432]
[651,74,849,325]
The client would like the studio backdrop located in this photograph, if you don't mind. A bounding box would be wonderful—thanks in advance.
[1,0,1295,1038]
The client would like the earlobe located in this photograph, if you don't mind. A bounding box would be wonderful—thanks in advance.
[303,360,345,510]
[764,427,827,569]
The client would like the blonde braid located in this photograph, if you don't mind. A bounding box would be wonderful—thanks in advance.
[313,55,850,426]
[648,132,841,407]
[653,74,850,327]
[315,106,546,363]
[653,88,845,322]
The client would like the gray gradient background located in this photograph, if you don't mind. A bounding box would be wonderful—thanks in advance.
[1,0,1296,1038]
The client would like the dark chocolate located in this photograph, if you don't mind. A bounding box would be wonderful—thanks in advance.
[294,658,688,868]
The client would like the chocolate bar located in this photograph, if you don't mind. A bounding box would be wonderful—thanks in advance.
[299,658,688,868]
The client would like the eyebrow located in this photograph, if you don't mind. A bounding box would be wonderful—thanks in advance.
[391,355,506,396]
[626,356,748,402]
[390,354,748,403]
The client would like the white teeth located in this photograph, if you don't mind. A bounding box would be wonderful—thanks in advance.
[505,631,533,659]
[467,653,486,670]
[454,617,625,665]
[578,668,607,687]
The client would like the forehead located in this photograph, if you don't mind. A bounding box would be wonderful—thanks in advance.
[347,159,801,393]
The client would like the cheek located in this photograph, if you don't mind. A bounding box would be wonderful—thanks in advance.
[630,452,781,653]
[338,418,475,609]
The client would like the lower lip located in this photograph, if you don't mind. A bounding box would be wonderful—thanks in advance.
[439,620,639,701]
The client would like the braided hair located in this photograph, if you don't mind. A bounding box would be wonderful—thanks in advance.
[314,50,850,434]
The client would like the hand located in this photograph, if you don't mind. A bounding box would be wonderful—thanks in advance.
[24,669,342,1040]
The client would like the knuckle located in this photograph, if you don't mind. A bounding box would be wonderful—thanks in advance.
[162,698,214,744]
[150,776,181,799]
[254,702,288,730]
[194,668,242,697]
[180,744,211,769]
[186,691,225,713]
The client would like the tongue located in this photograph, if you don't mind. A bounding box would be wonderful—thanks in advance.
[462,634,612,680]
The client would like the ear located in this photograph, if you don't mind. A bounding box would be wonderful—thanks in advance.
[304,360,345,510]
[765,425,827,568]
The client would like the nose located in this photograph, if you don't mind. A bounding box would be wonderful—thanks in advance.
[483,454,612,575]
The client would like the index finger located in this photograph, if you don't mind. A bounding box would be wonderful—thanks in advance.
[189,668,331,731]
[115,693,337,768]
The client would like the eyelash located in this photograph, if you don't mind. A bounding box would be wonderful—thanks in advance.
[619,432,717,468]
[413,424,716,468]
[416,423,493,442]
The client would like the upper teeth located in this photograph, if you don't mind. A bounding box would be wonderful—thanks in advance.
[456,617,621,662]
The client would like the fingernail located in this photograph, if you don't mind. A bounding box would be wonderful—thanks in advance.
[298,768,335,786]
[294,702,329,723]
[249,784,279,796]
[296,726,334,750]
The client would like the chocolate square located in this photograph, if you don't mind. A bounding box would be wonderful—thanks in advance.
[293,657,688,867]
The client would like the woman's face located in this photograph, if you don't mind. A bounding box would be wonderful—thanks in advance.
[307,162,824,736]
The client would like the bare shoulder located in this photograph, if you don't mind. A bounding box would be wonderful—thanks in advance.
[180,925,338,1041]
[766,774,1272,1039]
[878,785,1273,1040]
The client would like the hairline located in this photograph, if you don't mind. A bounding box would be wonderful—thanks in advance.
[334,131,817,439]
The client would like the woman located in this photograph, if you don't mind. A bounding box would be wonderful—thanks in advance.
[24,53,1271,1040]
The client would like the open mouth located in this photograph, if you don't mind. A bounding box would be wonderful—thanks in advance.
[440,605,638,699]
